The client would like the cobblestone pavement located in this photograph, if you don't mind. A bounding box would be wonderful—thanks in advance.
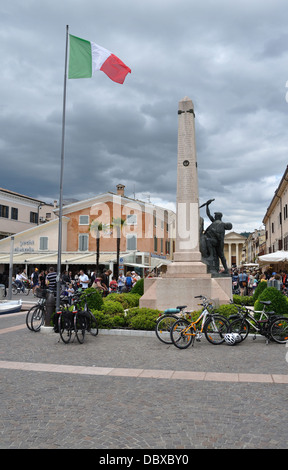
[0,310,288,450]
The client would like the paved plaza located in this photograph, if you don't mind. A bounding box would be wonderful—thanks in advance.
[1,304,288,450]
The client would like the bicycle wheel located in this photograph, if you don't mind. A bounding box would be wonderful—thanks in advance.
[170,318,194,349]
[227,318,249,342]
[74,312,87,344]
[270,317,288,344]
[31,306,45,332]
[26,305,38,331]
[88,312,98,336]
[12,287,18,295]
[155,314,178,344]
[204,315,230,344]
[23,287,30,296]
[58,310,72,344]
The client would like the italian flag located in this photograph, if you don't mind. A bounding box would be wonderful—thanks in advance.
[68,34,131,84]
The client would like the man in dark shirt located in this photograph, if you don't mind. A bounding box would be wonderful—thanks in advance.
[46,267,57,292]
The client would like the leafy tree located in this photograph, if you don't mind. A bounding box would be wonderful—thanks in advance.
[111,217,126,278]
[89,219,105,274]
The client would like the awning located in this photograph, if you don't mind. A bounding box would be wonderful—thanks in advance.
[0,251,126,266]
[258,251,288,263]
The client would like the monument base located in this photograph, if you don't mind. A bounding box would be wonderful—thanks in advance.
[140,261,232,311]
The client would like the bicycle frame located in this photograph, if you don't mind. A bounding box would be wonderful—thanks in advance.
[178,307,211,337]
[230,302,276,338]
[239,309,269,333]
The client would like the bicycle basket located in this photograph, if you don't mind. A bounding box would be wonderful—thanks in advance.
[35,288,48,299]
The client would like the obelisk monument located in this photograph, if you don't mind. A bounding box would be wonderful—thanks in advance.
[168,96,207,276]
[140,97,232,310]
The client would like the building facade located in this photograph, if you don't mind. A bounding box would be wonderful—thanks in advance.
[0,188,56,240]
[262,165,288,253]
[0,185,175,276]
[223,231,247,268]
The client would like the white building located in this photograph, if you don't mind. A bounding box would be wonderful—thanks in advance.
[0,188,56,239]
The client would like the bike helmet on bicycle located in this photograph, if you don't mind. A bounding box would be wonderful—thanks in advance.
[224,333,237,345]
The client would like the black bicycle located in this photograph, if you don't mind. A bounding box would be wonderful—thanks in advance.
[25,288,48,331]
[57,290,98,344]
[228,300,288,344]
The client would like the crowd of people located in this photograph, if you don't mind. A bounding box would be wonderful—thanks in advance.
[1,264,288,299]
[231,268,288,296]
[0,266,144,298]
[28,267,142,297]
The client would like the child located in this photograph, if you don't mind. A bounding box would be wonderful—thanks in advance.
[109,276,118,293]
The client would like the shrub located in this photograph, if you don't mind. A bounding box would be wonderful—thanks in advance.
[101,300,124,315]
[92,310,127,329]
[105,292,141,309]
[131,278,144,296]
[215,303,239,318]
[252,281,267,302]
[126,307,162,330]
[80,287,104,310]
[233,295,254,306]
[254,287,288,315]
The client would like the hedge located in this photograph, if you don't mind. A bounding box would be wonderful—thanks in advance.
[254,287,288,315]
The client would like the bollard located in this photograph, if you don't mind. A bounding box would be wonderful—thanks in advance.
[0,284,5,300]
[45,290,55,327]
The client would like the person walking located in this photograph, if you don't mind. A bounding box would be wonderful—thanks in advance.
[238,271,248,296]
[31,268,39,294]
[79,269,89,289]
[46,267,57,293]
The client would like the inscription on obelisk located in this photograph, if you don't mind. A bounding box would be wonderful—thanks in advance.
[173,96,202,263]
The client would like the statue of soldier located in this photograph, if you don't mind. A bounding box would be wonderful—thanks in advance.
[200,199,232,274]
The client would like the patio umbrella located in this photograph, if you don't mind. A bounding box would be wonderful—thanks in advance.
[258,251,288,263]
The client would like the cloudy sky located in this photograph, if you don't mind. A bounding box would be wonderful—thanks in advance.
[1,0,288,233]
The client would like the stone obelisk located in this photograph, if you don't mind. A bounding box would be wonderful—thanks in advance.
[166,96,207,277]
[139,97,231,311]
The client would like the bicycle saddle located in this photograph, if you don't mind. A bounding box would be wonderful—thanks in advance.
[163,308,180,314]
[259,301,271,305]
[176,305,187,310]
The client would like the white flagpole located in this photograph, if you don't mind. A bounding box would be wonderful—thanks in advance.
[56,25,69,311]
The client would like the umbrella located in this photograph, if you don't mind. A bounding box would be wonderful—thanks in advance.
[258,251,288,263]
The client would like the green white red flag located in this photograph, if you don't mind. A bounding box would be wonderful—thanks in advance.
[68,34,131,84]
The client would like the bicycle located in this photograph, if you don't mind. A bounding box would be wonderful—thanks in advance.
[26,288,66,332]
[25,288,48,331]
[228,300,288,344]
[12,281,31,296]
[170,295,229,349]
[155,305,190,344]
[57,290,98,344]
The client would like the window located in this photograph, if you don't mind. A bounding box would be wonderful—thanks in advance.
[79,234,89,251]
[154,236,158,252]
[79,215,89,225]
[39,236,48,250]
[11,207,18,220]
[127,234,137,251]
[160,238,163,253]
[126,214,137,225]
[0,205,9,218]
[30,211,38,224]
[166,240,170,254]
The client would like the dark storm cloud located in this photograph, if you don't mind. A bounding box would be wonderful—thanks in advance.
[1,0,288,232]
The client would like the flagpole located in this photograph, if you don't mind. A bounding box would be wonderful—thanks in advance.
[56,24,69,311]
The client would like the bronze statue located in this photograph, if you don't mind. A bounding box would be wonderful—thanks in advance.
[200,199,232,274]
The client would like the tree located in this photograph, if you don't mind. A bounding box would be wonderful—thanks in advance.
[111,217,126,278]
[89,220,104,274]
